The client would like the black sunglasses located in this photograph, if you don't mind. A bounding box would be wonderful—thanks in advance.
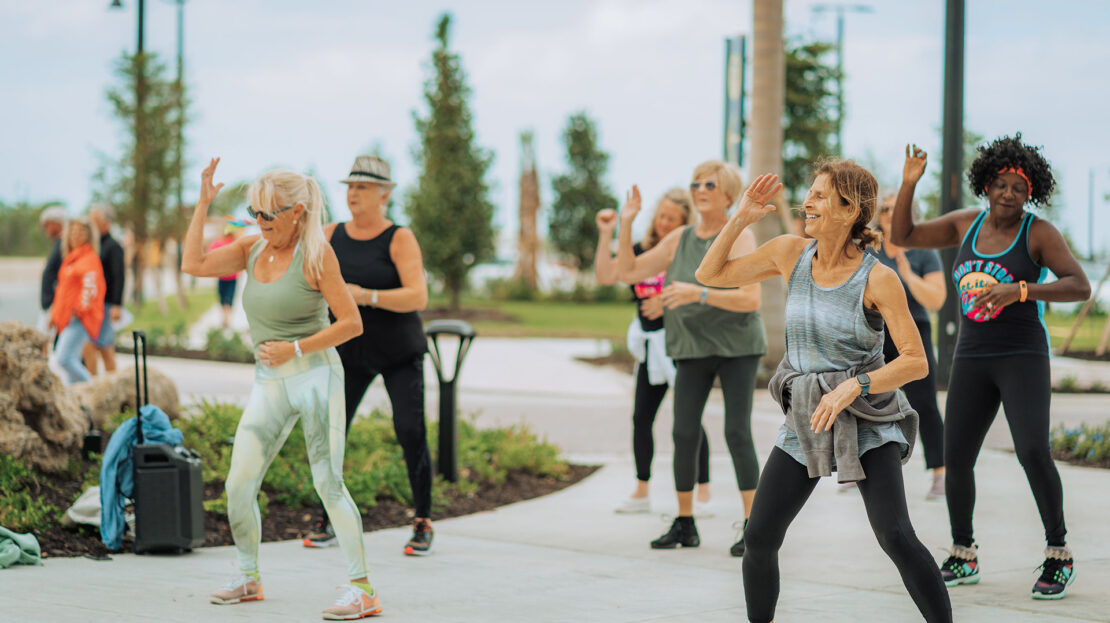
[690,181,717,192]
[247,205,295,222]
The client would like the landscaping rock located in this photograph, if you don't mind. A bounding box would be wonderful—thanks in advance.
[72,367,182,428]
[0,321,85,472]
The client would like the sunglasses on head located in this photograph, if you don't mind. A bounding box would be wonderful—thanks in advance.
[247,205,295,222]
[690,181,717,192]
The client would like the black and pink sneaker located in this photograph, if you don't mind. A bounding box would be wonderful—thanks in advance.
[1032,547,1075,600]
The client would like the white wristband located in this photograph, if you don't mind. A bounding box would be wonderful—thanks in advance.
[293,340,303,358]
[370,289,379,307]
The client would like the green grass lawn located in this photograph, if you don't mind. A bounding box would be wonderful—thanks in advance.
[1046,310,1109,353]
[428,296,1107,354]
[126,288,217,340]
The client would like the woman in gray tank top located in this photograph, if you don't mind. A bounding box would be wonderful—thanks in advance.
[697,160,951,623]
[616,160,766,557]
[182,159,383,619]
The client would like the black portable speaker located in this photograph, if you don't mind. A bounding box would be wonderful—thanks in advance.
[131,330,205,554]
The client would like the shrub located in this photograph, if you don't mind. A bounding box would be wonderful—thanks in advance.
[1051,422,1110,463]
[0,454,61,533]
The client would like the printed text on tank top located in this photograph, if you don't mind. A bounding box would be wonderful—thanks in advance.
[953,211,1038,322]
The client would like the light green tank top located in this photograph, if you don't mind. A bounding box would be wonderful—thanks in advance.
[663,226,767,360]
[241,240,328,346]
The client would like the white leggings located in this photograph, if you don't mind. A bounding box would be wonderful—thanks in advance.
[225,348,368,580]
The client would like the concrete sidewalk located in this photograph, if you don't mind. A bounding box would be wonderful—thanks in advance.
[2,339,1108,621]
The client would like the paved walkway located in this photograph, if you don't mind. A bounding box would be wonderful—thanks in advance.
[2,338,1109,621]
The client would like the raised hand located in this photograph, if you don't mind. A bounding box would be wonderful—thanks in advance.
[199,157,225,206]
[735,173,782,224]
[903,144,927,185]
[620,185,642,225]
[596,208,618,234]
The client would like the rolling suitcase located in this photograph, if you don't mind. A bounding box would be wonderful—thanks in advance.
[131,329,206,554]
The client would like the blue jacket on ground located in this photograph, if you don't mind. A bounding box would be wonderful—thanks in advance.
[99,405,184,551]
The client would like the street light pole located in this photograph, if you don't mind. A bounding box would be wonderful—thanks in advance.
[935,0,965,387]
[812,3,872,156]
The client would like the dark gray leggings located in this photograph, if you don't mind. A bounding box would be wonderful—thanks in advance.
[672,354,760,491]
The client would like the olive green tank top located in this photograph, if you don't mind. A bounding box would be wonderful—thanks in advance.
[242,240,328,346]
[663,226,767,360]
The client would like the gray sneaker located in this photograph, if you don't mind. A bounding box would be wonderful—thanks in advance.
[926,473,946,501]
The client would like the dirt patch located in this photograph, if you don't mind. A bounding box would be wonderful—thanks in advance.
[1051,450,1110,470]
[420,307,521,324]
[1058,351,1110,362]
[576,352,636,376]
[35,464,597,559]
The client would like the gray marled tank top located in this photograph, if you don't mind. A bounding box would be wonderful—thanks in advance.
[784,240,884,373]
[778,240,906,468]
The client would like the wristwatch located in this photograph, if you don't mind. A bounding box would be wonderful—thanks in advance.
[856,373,871,397]
[699,287,709,304]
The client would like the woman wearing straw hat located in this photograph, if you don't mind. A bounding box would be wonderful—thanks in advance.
[301,155,433,557]
[182,158,381,620]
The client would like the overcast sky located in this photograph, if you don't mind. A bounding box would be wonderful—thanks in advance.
[3,0,1109,257]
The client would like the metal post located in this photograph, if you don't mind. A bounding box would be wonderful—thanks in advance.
[1089,168,1095,260]
[738,34,747,167]
[935,0,965,387]
[723,37,733,162]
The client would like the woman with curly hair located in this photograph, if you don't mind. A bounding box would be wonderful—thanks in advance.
[891,135,1091,600]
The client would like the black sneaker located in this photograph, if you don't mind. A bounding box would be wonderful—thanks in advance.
[303,520,337,549]
[939,544,980,587]
[651,517,699,549]
[1032,548,1075,600]
[404,518,434,556]
[730,519,748,557]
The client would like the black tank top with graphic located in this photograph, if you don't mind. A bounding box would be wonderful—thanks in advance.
[951,211,1049,358]
[330,223,426,369]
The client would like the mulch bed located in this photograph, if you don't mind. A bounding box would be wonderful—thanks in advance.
[576,352,636,376]
[1051,450,1110,470]
[1058,351,1110,362]
[420,307,520,324]
[32,464,597,559]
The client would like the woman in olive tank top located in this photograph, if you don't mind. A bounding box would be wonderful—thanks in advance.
[182,160,382,620]
[698,161,951,623]
[616,160,765,556]
[892,137,1091,600]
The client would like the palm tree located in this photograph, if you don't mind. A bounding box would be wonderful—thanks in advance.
[750,0,788,366]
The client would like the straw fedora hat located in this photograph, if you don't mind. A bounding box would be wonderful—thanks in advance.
[341,155,396,188]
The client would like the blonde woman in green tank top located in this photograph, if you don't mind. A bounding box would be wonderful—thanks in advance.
[182,159,383,620]
[616,160,766,556]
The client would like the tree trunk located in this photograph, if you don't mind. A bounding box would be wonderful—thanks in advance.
[514,132,541,290]
[750,0,788,368]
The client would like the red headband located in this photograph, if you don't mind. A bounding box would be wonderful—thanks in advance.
[987,166,1032,199]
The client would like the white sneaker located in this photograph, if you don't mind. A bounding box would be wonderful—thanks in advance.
[838,481,859,494]
[694,500,715,518]
[614,496,651,514]
[322,584,382,620]
[210,573,264,605]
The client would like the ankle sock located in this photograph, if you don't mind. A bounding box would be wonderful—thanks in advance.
[352,581,374,595]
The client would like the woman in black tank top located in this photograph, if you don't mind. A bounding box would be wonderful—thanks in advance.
[891,136,1090,600]
[304,155,435,557]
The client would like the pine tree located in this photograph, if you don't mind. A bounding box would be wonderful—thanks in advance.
[406,14,496,311]
[93,52,190,306]
[548,112,617,276]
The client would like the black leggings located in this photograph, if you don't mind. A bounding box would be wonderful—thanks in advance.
[743,445,952,623]
[343,355,433,518]
[672,355,760,492]
[945,354,1065,547]
[632,361,709,484]
[882,320,944,470]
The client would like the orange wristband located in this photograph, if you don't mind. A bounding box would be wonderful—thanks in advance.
[1018,280,1028,303]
